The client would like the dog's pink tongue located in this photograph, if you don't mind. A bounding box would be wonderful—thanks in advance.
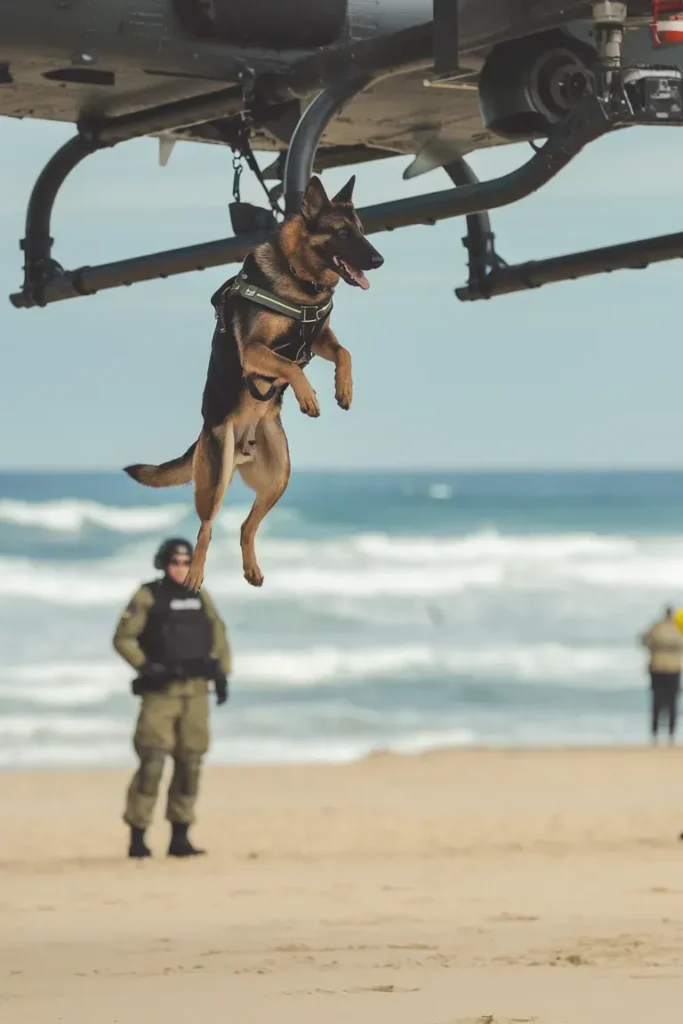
[348,264,370,290]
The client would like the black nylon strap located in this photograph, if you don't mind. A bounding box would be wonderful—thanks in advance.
[246,376,282,402]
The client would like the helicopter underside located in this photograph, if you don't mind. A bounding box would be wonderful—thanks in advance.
[0,53,495,162]
[7,0,683,311]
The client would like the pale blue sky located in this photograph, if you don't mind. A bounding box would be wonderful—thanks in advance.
[1,117,682,470]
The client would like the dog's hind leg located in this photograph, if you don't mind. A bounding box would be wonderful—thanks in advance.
[184,421,235,593]
[237,416,291,588]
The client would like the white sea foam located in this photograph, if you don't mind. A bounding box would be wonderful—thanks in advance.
[346,530,637,562]
[0,528,680,605]
[0,558,142,604]
[0,498,257,536]
[0,662,126,706]
[0,713,128,739]
[0,644,642,712]
[0,498,189,533]
[0,741,131,769]
[0,719,645,770]
[234,643,641,687]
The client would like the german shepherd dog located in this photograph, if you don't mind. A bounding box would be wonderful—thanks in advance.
[124,175,384,591]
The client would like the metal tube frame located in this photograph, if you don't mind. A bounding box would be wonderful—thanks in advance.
[12,52,683,310]
[18,136,101,309]
[284,68,372,214]
[9,86,615,309]
[12,83,252,309]
[455,230,683,301]
[354,93,611,235]
[7,9,486,309]
[442,158,507,293]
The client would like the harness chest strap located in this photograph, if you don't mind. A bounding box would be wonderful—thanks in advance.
[219,275,334,402]
[228,277,333,324]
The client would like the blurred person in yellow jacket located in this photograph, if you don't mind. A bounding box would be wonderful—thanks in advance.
[640,605,683,745]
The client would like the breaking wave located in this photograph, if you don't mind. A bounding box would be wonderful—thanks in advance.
[0,498,188,534]
[0,528,681,605]
[0,643,643,710]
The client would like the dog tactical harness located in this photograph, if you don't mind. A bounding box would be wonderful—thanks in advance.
[212,254,333,402]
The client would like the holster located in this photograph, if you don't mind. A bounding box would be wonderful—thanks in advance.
[131,673,172,697]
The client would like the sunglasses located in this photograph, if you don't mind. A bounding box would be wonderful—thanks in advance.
[169,557,191,566]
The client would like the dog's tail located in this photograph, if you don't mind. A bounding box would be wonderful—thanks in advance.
[124,441,196,489]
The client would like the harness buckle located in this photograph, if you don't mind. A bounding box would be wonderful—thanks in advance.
[300,303,330,324]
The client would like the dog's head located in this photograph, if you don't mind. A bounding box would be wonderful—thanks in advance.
[296,175,384,290]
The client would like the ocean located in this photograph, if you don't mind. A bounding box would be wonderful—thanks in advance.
[0,469,680,769]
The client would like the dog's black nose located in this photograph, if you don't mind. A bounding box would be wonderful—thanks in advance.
[371,252,384,268]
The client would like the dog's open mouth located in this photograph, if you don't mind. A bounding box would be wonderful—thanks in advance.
[333,256,370,290]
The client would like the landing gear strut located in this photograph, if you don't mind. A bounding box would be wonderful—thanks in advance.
[443,159,507,295]
[455,1,683,300]
[17,136,101,309]
[283,68,372,214]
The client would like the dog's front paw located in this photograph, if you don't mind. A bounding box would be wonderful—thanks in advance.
[244,563,264,587]
[183,567,204,593]
[335,375,353,411]
[295,384,320,418]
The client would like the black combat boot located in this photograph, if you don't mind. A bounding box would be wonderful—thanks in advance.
[128,826,152,859]
[167,822,206,857]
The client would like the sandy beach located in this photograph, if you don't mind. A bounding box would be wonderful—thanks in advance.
[3,747,683,1023]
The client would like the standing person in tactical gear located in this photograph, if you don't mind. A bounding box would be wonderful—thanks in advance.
[113,537,232,858]
[640,605,683,745]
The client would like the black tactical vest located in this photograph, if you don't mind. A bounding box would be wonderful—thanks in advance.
[137,578,214,673]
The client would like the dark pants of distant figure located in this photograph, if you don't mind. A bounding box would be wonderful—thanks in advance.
[650,672,680,739]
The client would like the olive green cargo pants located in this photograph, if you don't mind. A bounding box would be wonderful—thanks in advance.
[124,679,210,829]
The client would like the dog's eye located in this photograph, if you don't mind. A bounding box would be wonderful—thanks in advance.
[337,227,351,238]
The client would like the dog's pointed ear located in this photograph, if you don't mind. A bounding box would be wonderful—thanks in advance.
[332,175,356,204]
[300,176,330,224]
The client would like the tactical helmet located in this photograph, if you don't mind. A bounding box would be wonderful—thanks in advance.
[154,537,194,571]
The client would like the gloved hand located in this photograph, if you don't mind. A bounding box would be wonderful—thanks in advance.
[214,673,229,706]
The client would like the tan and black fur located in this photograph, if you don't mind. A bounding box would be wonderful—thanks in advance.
[124,175,383,591]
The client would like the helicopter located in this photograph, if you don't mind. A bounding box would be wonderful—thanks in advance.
[4,0,683,311]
